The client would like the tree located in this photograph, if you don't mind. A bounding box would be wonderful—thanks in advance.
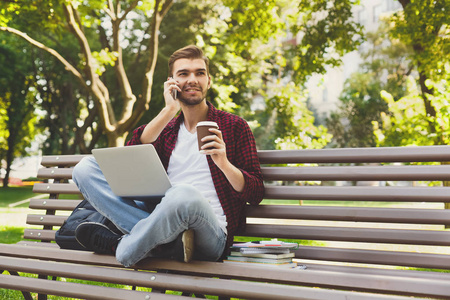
[391,0,449,138]
[1,0,174,148]
[326,20,413,148]
[188,0,362,149]
[1,0,363,152]
[0,38,39,187]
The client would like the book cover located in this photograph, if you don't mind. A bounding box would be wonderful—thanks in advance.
[229,251,295,259]
[238,247,291,255]
[226,256,293,264]
[223,260,297,269]
[232,240,298,249]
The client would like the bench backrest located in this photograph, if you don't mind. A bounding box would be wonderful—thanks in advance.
[29,145,450,270]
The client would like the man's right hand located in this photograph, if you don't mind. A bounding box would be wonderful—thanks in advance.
[164,77,182,112]
[139,78,182,144]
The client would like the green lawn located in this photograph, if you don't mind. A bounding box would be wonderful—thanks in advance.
[0,186,34,207]
[0,226,24,244]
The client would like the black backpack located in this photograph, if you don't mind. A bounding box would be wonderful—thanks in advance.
[55,199,121,250]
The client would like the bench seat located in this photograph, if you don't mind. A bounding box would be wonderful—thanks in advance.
[2,145,450,299]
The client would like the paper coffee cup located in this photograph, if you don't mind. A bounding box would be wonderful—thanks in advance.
[196,121,219,153]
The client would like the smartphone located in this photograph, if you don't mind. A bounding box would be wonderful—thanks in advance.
[172,89,177,99]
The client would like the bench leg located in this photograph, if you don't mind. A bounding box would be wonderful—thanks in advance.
[37,274,48,300]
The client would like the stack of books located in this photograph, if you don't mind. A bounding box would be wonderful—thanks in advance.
[224,240,298,268]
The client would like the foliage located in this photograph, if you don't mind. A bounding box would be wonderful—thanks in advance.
[0,0,364,152]
[0,35,40,187]
[252,81,331,150]
[372,0,450,147]
[389,0,449,126]
[326,20,411,148]
[374,75,450,147]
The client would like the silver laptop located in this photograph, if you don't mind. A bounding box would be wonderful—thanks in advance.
[92,144,172,198]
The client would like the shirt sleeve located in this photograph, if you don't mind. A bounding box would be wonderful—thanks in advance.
[231,119,265,205]
[126,125,146,146]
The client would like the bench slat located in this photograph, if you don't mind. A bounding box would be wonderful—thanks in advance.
[24,229,56,241]
[29,199,82,210]
[264,185,450,202]
[29,204,450,225]
[26,215,67,227]
[258,145,450,164]
[40,155,88,167]
[39,147,450,166]
[37,165,450,182]
[37,168,74,180]
[241,224,450,246]
[246,205,450,225]
[0,274,172,300]
[33,183,81,195]
[262,165,450,181]
[295,246,450,270]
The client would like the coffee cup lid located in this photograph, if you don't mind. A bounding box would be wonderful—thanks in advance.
[196,121,218,128]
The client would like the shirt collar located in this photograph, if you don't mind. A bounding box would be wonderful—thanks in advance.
[171,101,217,129]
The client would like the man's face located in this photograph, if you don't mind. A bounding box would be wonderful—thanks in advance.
[172,58,211,106]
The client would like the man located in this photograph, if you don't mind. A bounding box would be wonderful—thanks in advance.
[72,45,264,268]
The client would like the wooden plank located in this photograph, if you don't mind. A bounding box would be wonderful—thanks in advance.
[264,185,450,202]
[37,160,450,181]
[26,215,67,227]
[38,146,450,166]
[246,205,450,225]
[241,224,450,246]
[29,199,82,210]
[258,145,450,164]
[40,155,88,167]
[0,274,179,300]
[37,168,74,180]
[294,246,450,270]
[23,229,56,241]
[261,165,450,181]
[32,183,81,195]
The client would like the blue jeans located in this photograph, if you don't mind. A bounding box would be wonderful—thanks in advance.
[72,156,227,267]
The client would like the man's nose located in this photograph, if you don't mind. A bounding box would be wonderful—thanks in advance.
[186,73,198,83]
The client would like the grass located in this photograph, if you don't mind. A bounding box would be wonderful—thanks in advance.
[0,186,34,207]
[0,226,24,244]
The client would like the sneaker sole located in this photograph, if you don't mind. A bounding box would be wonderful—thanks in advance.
[182,229,194,263]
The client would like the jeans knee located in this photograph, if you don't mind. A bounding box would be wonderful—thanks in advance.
[165,184,208,211]
[72,156,96,185]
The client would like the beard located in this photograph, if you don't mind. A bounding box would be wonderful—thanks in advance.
[178,85,208,106]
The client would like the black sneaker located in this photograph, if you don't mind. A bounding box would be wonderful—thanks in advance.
[75,222,122,255]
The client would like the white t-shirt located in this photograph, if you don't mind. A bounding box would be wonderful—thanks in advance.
[167,122,228,234]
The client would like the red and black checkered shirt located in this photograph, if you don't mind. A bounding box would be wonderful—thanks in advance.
[126,101,265,251]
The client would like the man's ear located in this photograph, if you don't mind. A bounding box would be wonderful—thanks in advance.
[207,76,212,89]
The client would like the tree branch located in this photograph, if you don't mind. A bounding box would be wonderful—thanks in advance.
[0,26,86,87]
[63,3,117,132]
[123,0,174,130]
[118,0,140,23]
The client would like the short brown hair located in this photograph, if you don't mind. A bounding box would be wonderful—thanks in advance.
[168,45,210,77]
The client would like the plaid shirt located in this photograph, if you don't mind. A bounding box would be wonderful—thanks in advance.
[126,102,265,251]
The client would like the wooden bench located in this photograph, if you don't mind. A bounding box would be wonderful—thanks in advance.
[2,145,450,299]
